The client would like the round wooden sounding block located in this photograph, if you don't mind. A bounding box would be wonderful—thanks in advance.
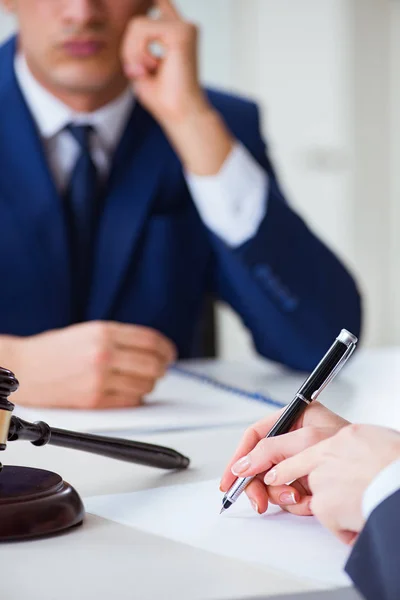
[0,465,85,541]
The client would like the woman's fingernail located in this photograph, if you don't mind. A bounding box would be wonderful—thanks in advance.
[308,501,313,514]
[231,455,251,475]
[251,499,259,514]
[264,468,277,485]
[279,491,297,505]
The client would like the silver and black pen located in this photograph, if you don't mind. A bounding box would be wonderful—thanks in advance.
[220,329,358,513]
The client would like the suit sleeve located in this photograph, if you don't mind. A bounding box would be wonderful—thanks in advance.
[208,100,362,371]
[345,489,400,600]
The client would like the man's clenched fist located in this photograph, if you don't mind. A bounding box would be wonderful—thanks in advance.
[7,321,176,409]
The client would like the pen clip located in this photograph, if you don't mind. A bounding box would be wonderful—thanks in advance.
[311,343,356,400]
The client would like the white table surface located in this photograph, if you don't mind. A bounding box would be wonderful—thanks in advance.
[1,347,398,600]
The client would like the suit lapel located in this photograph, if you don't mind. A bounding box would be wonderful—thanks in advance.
[87,102,170,320]
[0,39,71,317]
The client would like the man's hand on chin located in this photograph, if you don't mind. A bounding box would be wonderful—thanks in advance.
[121,0,234,176]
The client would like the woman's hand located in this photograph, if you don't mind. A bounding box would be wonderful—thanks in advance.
[220,402,349,515]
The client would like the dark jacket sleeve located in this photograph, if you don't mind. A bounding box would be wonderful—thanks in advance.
[206,90,362,371]
[345,489,400,600]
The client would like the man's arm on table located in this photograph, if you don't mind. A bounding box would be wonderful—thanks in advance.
[0,323,176,408]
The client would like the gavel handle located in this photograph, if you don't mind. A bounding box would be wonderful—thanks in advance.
[7,416,190,470]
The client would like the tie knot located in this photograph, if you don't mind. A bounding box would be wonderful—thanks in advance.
[66,124,94,153]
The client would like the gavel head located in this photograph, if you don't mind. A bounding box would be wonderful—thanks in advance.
[0,368,19,451]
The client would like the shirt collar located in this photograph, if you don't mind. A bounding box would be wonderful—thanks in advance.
[14,53,135,153]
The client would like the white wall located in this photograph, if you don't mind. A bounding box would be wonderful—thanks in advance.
[226,0,357,358]
[390,0,400,344]
[0,2,397,357]
[0,7,14,38]
[349,0,392,346]
[178,0,398,357]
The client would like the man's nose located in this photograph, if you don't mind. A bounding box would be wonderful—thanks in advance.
[61,0,104,26]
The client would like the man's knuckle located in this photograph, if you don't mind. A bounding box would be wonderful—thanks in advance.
[84,383,103,409]
[139,328,159,349]
[90,342,110,366]
[91,321,109,347]
[187,22,198,36]
[130,16,147,30]
[147,356,163,378]
[130,394,143,407]
[84,395,101,410]
[175,21,197,41]
[141,378,156,394]
[149,331,162,349]
[86,360,108,397]
[92,367,106,393]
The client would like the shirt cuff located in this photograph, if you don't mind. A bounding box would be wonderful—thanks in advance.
[185,143,268,248]
[362,458,400,520]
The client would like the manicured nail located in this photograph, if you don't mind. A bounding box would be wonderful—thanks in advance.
[264,468,277,485]
[231,455,251,475]
[251,499,259,514]
[308,501,313,514]
[279,491,297,505]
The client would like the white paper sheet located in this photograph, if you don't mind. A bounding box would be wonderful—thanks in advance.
[15,370,274,434]
[85,479,352,587]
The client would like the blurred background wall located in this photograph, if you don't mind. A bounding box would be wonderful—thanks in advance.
[0,0,398,359]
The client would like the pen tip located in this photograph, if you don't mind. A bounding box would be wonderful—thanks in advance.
[220,507,226,515]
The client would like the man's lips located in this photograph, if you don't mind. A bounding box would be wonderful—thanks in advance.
[62,40,106,58]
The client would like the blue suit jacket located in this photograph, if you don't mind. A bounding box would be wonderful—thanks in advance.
[0,37,361,370]
[346,489,400,600]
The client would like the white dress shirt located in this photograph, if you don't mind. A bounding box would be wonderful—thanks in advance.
[15,55,268,248]
[362,457,400,520]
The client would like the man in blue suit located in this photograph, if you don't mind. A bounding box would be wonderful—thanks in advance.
[221,407,400,599]
[0,0,361,409]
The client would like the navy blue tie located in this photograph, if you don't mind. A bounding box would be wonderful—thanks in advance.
[64,124,100,322]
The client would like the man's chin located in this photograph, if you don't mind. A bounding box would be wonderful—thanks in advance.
[50,69,118,96]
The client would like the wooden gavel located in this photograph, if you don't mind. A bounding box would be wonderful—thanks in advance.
[0,367,190,471]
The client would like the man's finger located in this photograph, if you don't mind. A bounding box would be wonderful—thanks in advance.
[265,437,331,487]
[105,371,156,398]
[112,323,177,363]
[99,391,143,409]
[156,0,182,21]
[108,347,168,380]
